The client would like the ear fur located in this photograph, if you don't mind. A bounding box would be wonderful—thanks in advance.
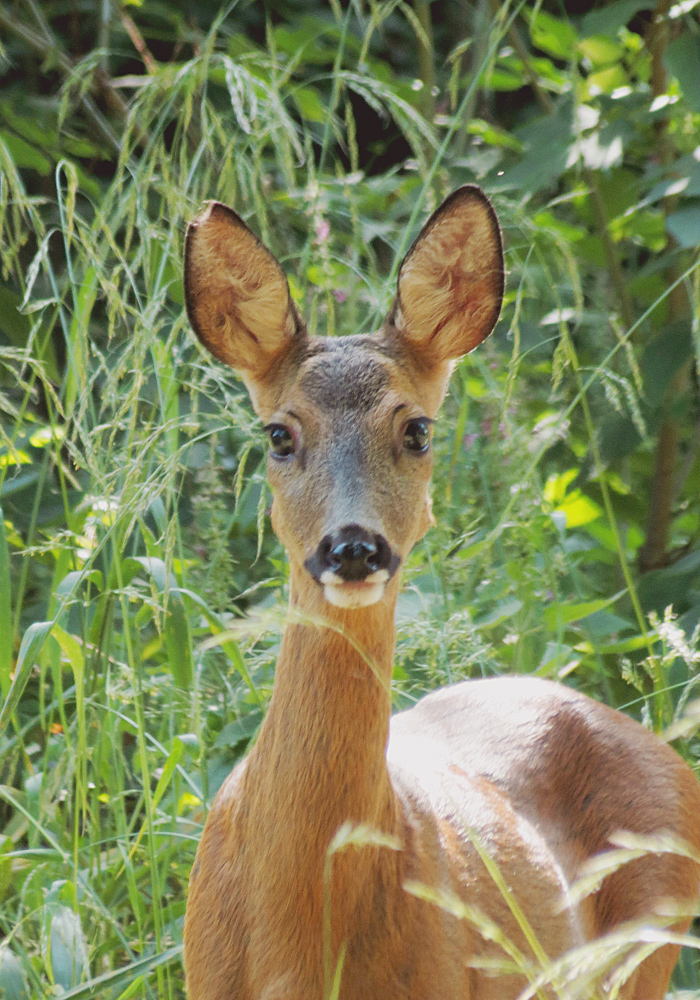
[392,186,504,364]
[184,202,305,375]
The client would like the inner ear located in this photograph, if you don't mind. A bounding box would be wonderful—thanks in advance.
[394,186,504,364]
[184,202,305,375]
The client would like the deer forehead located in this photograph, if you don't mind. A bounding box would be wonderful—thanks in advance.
[299,343,389,413]
[268,335,430,423]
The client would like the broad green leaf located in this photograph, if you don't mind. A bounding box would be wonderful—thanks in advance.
[593,632,659,654]
[56,569,103,598]
[0,286,30,348]
[666,204,700,249]
[544,597,619,629]
[164,599,193,690]
[50,946,182,1000]
[526,10,579,60]
[579,610,636,639]
[579,36,624,66]
[64,267,98,413]
[0,946,29,1000]
[0,131,52,174]
[642,322,693,407]
[582,0,651,38]
[295,86,326,123]
[664,33,700,112]
[554,492,602,528]
[498,105,575,193]
[474,600,522,629]
[586,64,629,96]
[51,626,84,682]
[536,641,578,677]
[0,285,59,381]
[153,738,184,809]
[543,469,579,504]
[49,906,89,990]
[131,558,193,689]
[0,621,52,732]
[466,119,523,151]
[481,66,526,92]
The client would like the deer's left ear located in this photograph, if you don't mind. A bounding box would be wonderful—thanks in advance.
[391,186,504,363]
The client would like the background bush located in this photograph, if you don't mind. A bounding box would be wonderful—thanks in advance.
[0,0,699,995]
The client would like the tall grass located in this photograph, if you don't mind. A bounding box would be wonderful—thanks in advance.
[0,7,698,998]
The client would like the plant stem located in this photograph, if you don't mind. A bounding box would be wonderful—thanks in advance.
[413,0,435,122]
[639,0,692,571]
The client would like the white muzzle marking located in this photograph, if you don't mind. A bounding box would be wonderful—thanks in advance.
[320,568,390,609]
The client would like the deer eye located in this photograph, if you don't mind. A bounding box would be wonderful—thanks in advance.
[266,424,295,459]
[403,418,431,454]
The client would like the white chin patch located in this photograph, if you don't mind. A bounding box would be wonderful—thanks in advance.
[323,581,387,609]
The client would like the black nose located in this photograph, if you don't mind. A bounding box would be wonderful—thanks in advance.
[306,525,394,583]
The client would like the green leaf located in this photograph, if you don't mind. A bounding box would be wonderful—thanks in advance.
[544,596,620,629]
[0,946,29,1000]
[579,36,624,66]
[0,621,52,732]
[294,86,327,124]
[497,103,575,193]
[474,599,522,629]
[526,10,578,60]
[130,558,193,689]
[64,267,98,413]
[536,641,577,676]
[642,323,693,407]
[664,33,700,112]
[0,285,59,382]
[466,119,523,151]
[593,632,658,654]
[49,946,182,1000]
[582,0,651,39]
[586,64,629,95]
[554,492,602,528]
[152,738,183,810]
[578,610,635,639]
[0,131,52,175]
[0,286,30,348]
[482,66,526,92]
[666,203,700,249]
[49,906,89,990]
[164,599,193,690]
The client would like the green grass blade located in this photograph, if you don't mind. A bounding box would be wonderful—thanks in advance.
[0,509,12,698]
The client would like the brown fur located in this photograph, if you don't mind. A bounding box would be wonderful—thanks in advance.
[182,187,700,1000]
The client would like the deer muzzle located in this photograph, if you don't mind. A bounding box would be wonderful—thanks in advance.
[304,524,400,609]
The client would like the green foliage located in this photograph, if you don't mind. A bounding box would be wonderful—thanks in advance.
[0,0,699,995]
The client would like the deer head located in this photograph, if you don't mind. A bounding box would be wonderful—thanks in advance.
[184,187,503,610]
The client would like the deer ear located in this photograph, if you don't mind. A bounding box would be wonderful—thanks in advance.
[184,202,305,375]
[393,186,504,363]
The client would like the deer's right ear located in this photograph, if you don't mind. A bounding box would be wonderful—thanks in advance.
[184,202,305,376]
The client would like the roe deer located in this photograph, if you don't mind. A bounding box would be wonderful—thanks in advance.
[182,186,700,1000]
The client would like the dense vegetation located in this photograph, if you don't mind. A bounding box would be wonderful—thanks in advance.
[0,0,699,995]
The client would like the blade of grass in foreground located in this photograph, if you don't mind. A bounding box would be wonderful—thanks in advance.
[55,945,183,1000]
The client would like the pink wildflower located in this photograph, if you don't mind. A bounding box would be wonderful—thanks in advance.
[315,219,330,243]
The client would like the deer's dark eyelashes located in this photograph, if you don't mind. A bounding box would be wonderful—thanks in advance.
[403,418,432,454]
[265,424,295,459]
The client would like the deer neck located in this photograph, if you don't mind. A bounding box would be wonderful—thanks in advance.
[247,566,399,835]
[237,569,407,992]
